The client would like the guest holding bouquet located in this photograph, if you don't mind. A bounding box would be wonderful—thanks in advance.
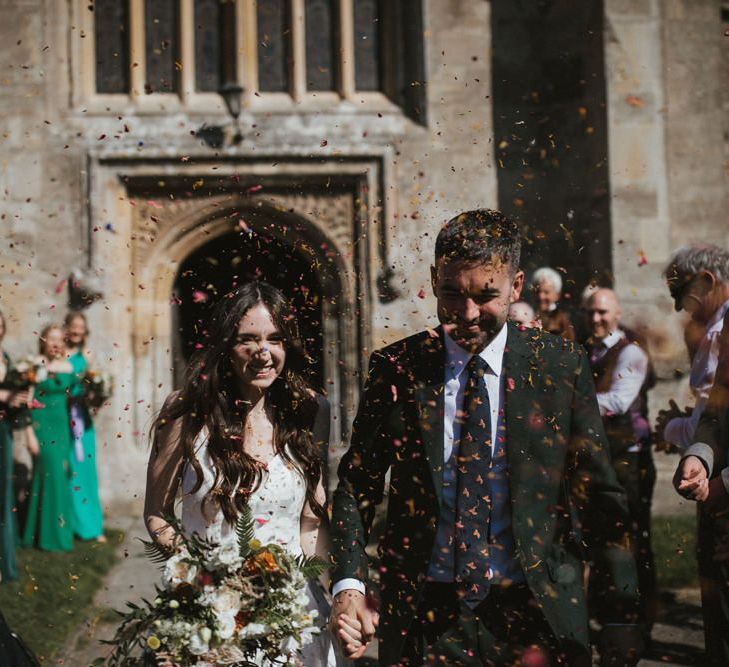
[22,325,79,552]
[0,310,38,581]
[64,311,105,542]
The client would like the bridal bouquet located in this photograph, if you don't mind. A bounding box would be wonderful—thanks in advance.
[82,369,114,408]
[6,355,47,389]
[99,511,325,666]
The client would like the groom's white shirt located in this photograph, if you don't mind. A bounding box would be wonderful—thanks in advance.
[332,324,524,596]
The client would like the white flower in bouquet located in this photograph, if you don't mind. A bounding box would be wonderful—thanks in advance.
[206,541,243,571]
[238,621,270,639]
[161,549,198,589]
[279,635,300,655]
[199,585,241,639]
[188,626,211,655]
[34,358,48,383]
[211,585,241,615]
[215,611,237,640]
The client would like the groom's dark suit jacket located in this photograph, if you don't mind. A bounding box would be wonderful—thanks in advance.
[331,323,638,666]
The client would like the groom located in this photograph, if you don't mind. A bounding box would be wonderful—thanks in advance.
[329,209,641,665]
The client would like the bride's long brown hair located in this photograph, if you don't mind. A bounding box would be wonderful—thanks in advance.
[153,282,325,524]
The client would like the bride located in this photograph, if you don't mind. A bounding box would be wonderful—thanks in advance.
[143,281,357,665]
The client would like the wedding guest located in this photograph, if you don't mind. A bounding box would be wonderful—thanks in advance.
[656,244,729,451]
[531,266,576,340]
[507,301,536,328]
[0,310,37,581]
[673,308,729,665]
[22,325,79,552]
[575,282,600,343]
[64,311,105,543]
[585,288,657,633]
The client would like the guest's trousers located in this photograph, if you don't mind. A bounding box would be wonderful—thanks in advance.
[400,582,590,666]
[698,506,729,666]
[612,450,657,629]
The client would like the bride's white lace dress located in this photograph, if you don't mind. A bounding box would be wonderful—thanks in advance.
[181,432,348,666]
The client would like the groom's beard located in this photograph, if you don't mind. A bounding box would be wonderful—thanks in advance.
[443,318,502,353]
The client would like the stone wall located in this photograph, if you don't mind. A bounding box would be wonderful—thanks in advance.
[0,0,726,508]
[0,0,498,505]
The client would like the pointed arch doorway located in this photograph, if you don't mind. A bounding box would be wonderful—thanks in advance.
[166,202,350,451]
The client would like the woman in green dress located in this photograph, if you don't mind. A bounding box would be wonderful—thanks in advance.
[0,310,38,580]
[64,311,105,542]
[22,325,77,552]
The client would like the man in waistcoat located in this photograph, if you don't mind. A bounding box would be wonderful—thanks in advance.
[585,288,657,634]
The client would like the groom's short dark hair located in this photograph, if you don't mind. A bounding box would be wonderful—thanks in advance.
[435,208,522,271]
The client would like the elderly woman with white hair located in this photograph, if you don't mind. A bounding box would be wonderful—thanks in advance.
[530,266,575,340]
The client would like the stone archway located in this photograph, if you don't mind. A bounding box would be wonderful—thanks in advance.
[122,172,376,451]
[85,157,385,502]
[169,202,344,396]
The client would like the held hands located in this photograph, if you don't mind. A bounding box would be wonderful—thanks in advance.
[329,589,378,660]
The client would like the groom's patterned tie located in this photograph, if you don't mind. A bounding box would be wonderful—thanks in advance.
[454,355,493,608]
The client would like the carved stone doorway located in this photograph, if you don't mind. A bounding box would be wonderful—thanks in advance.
[90,159,385,462]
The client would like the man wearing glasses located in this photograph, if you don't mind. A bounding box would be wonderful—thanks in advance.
[656,245,729,452]
[668,247,729,664]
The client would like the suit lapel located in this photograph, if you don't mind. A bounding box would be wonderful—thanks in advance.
[503,323,537,510]
[413,327,446,506]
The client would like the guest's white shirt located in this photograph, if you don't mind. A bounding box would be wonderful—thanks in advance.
[332,324,524,596]
[664,299,729,450]
[593,329,649,417]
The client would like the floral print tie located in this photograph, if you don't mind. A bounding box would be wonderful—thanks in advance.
[454,355,493,608]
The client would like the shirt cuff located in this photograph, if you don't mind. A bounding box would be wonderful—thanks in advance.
[663,417,687,451]
[682,443,714,476]
[332,578,366,597]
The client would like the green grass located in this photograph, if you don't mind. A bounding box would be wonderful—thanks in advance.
[652,514,698,589]
[0,530,122,661]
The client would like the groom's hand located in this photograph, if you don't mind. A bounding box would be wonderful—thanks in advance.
[330,589,378,660]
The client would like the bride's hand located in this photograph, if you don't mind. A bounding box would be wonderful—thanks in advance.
[336,613,365,658]
[330,589,378,660]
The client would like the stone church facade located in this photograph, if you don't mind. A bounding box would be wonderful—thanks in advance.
[0,0,727,506]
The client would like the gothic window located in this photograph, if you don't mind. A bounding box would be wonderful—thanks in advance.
[84,0,426,122]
